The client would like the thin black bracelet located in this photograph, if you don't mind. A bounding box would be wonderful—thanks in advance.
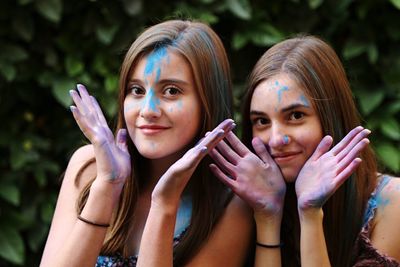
[77,215,110,228]
[256,241,284,248]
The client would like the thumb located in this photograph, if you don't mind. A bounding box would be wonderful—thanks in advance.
[310,135,333,160]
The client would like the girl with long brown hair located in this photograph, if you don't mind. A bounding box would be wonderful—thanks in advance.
[209,35,400,266]
[40,20,252,267]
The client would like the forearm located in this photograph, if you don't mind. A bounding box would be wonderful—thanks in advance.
[136,201,177,267]
[299,208,330,267]
[41,180,120,267]
[254,213,282,267]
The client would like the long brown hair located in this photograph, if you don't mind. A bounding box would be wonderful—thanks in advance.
[76,20,233,265]
[242,35,377,266]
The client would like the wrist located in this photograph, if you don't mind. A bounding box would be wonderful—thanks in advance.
[298,207,323,223]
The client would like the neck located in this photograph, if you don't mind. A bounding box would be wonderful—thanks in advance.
[143,149,187,191]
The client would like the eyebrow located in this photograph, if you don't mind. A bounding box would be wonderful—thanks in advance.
[250,103,310,116]
[128,78,190,86]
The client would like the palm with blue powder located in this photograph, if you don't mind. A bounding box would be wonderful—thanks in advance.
[152,119,236,210]
[70,84,131,191]
[295,126,371,211]
[209,132,286,219]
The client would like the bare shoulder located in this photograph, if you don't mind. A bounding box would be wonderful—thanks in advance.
[370,175,400,261]
[186,196,254,267]
[63,144,97,189]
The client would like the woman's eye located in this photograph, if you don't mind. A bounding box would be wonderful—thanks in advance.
[130,86,145,96]
[253,117,269,126]
[290,111,304,120]
[164,86,181,96]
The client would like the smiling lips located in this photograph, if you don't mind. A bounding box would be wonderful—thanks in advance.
[138,124,170,135]
[271,151,301,163]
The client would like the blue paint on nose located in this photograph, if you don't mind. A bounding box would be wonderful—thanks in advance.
[142,88,160,112]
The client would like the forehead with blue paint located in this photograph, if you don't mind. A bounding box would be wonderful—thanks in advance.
[263,77,312,109]
[144,46,170,82]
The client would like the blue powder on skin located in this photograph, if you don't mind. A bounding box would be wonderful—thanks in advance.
[299,94,310,107]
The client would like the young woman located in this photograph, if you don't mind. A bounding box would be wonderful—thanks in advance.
[40,20,253,267]
[209,35,400,266]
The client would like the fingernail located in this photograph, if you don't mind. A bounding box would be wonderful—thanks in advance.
[364,129,371,135]
[69,90,75,96]
[216,129,225,137]
[70,106,76,112]
[201,146,208,153]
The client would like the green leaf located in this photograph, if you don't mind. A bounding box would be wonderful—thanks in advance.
[390,0,400,9]
[0,226,25,265]
[52,78,74,107]
[342,40,366,60]
[105,75,119,93]
[367,44,378,64]
[0,44,29,62]
[0,62,16,82]
[96,25,119,45]
[65,56,84,76]
[226,0,252,20]
[122,0,142,16]
[380,117,400,140]
[251,24,285,46]
[308,0,323,9]
[376,143,400,172]
[232,32,249,50]
[0,184,20,206]
[10,145,40,170]
[35,0,62,23]
[356,89,384,115]
[27,224,48,252]
[12,15,34,41]
[41,201,55,223]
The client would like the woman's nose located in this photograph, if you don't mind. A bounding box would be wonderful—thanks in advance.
[140,88,161,119]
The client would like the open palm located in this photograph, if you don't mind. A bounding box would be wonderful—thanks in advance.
[209,133,286,217]
[70,84,131,189]
[295,126,370,210]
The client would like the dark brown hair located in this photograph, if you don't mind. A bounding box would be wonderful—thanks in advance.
[242,35,377,266]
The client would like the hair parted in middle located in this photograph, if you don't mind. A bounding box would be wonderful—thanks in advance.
[76,19,234,266]
[241,35,377,266]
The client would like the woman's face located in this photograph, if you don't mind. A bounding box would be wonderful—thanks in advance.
[250,73,323,182]
[124,47,202,160]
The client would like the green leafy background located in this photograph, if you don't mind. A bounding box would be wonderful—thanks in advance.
[0,0,399,265]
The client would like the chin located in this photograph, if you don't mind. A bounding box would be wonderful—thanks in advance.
[282,169,300,183]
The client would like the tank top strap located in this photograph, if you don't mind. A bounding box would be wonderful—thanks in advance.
[362,175,391,226]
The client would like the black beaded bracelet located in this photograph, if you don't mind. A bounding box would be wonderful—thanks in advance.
[77,215,110,228]
[256,241,284,248]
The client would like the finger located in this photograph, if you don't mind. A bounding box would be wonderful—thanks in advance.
[336,129,371,162]
[214,136,241,165]
[209,147,237,178]
[70,106,93,140]
[69,89,89,115]
[77,84,95,112]
[333,158,362,189]
[116,128,129,153]
[196,119,235,151]
[252,137,274,163]
[336,138,369,173]
[330,126,364,156]
[310,135,333,160]
[90,96,109,128]
[209,163,236,189]
[224,131,249,157]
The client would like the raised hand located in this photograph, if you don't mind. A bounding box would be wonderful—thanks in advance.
[151,119,236,209]
[295,126,370,211]
[70,84,131,189]
[209,133,286,219]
